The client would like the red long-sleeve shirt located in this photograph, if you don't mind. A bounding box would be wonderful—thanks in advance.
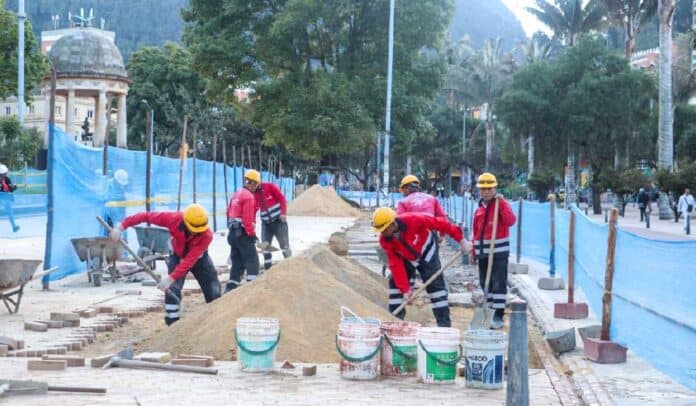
[227,187,257,237]
[396,192,446,218]
[255,182,287,223]
[380,213,463,293]
[471,198,516,258]
[120,212,212,281]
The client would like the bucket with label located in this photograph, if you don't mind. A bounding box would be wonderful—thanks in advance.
[235,317,281,373]
[336,307,382,380]
[416,327,462,384]
[463,329,506,389]
[381,321,420,376]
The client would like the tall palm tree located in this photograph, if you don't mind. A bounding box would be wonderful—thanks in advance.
[526,0,607,46]
[597,0,657,57]
[657,0,676,219]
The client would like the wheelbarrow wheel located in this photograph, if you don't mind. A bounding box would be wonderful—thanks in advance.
[92,272,102,287]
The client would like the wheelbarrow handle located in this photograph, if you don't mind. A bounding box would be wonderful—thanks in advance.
[96,216,180,304]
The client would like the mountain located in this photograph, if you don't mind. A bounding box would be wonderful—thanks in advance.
[3,0,188,61]
[449,0,527,51]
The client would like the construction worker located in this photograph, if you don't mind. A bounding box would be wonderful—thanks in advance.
[373,207,468,327]
[470,173,516,329]
[253,173,291,270]
[0,164,20,233]
[397,175,446,218]
[110,204,221,325]
[226,169,260,292]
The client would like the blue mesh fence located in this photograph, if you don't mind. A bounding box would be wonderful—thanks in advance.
[45,126,294,282]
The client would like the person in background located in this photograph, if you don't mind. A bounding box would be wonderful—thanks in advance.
[252,170,292,270]
[678,188,695,230]
[110,204,221,325]
[104,169,129,233]
[397,175,446,219]
[636,188,650,222]
[0,164,20,233]
[226,170,261,292]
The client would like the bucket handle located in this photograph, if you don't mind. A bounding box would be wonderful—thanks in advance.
[234,329,282,356]
[340,306,366,324]
[417,339,463,367]
[383,334,416,362]
[335,335,383,363]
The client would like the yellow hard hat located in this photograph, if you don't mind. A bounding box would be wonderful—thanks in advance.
[183,203,209,233]
[399,175,420,191]
[372,207,397,233]
[244,169,261,184]
[476,172,498,189]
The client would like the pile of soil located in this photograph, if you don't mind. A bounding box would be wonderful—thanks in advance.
[287,185,361,217]
[143,247,396,363]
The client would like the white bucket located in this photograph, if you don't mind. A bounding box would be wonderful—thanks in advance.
[381,321,420,376]
[336,309,382,380]
[235,317,281,373]
[416,327,462,384]
[463,329,507,389]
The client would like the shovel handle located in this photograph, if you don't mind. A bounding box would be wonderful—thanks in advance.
[115,359,218,375]
[391,251,463,316]
[48,386,107,394]
[482,197,501,300]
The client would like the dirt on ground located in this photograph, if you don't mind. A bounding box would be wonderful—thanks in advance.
[287,185,362,217]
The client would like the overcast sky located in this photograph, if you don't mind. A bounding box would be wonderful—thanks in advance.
[501,0,552,37]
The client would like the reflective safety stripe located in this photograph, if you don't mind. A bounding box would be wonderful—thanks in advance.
[260,203,282,221]
[247,275,257,281]
[491,293,507,300]
[166,312,180,318]
[227,280,240,286]
[165,304,179,310]
[428,290,448,299]
[389,298,404,305]
[492,303,506,309]
[388,288,402,295]
[420,232,437,263]
[431,300,449,309]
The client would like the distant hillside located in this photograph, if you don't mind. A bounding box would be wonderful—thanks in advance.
[449,0,527,51]
[3,0,188,61]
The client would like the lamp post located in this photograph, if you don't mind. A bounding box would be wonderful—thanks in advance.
[17,0,26,127]
[382,0,395,194]
[141,99,154,214]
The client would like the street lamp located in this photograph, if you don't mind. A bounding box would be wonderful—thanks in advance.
[141,99,154,213]
[382,0,395,194]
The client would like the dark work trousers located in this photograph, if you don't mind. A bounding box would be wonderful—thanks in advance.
[388,244,451,327]
[639,205,646,222]
[165,252,221,326]
[226,224,260,292]
[477,254,509,319]
[261,220,292,270]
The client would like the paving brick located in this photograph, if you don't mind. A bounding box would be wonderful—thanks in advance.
[97,306,114,314]
[28,359,67,371]
[90,354,114,368]
[50,312,80,322]
[42,355,86,367]
[35,319,65,328]
[0,337,20,350]
[135,352,171,363]
[171,358,212,367]
[24,321,48,332]
[0,344,8,356]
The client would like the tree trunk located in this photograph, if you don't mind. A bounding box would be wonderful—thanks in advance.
[566,154,576,207]
[485,107,494,170]
[527,134,535,177]
[658,0,676,219]
[592,184,602,215]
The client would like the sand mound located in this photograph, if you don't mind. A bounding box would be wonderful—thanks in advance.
[143,248,396,363]
[287,185,361,217]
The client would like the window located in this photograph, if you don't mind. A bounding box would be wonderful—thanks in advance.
[56,106,62,115]
[28,105,35,115]
[3,107,10,116]
[87,110,94,118]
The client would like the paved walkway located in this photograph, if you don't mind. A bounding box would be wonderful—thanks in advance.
[581,203,696,241]
[511,258,696,405]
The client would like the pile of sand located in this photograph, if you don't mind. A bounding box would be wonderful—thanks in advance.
[287,185,361,217]
[143,246,396,363]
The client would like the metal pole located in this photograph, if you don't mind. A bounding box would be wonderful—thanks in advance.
[177,116,188,211]
[687,213,691,235]
[42,69,57,290]
[232,145,237,191]
[24,161,28,192]
[461,104,467,194]
[17,0,26,127]
[192,127,197,203]
[549,197,556,277]
[145,109,152,213]
[505,301,529,406]
[222,140,229,204]
[601,208,619,341]
[212,131,218,232]
[382,0,395,194]
[568,210,576,304]
[102,96,112,176]
[516,198,523,264]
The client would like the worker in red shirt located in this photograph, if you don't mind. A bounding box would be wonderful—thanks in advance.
[373,207,468,327]
[110,204,221,325]
[470,173,516,329]
[226,169,261,292]
[254,178,291,270]
[396,175,446,219]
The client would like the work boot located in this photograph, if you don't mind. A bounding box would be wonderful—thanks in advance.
[490,315,504,330]
[12,225,19,233]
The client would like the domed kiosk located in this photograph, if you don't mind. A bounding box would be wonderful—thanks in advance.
[43,28,130,147]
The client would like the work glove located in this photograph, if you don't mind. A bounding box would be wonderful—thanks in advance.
[157,275,175,292]
[279,214,287,223]
[405,290,416,305]
[109,226,123,242]
[460,239,471,253]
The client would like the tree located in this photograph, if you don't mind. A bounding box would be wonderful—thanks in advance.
[656,0,676,219]
[526,0,607,46]
[0,0,49,100]
[597,0,657,57]
[0,116,42,168]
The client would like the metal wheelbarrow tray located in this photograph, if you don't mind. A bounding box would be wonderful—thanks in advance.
[0,259,44,313]
[70,237,123,287]
[134,226,171,269]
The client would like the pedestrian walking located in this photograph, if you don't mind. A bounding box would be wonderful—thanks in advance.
[253,174,291,270]
[471,173,517,329]
[678,188,695,230]
[637,188,650,222]
[226,170,261,292]
[110,204,221,325]
[0,164,20,233]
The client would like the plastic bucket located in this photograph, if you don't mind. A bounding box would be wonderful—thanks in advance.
[235,317,281,373]
[381,321,420,376]
[416,327,462,384]
[336,315,382,380]
[463,329,507,389]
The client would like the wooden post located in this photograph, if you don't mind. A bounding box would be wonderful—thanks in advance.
[568,210,576,304]
[212,131,218,232]
[145,109,152,214]
[42,69,57,290]
[177,116,188,211]
[247,146,252,169]
[506,301,529,406]
[516,198,523,264]
[549,197,556,276]
[222,140,229,204]
[102,96,112,176]
[232,145,238,191]
[601,208,619,341]
[24,161,28,192]
[192,127,197,203]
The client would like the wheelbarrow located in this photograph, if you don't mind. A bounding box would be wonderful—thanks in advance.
[70,237,123,287]
[0,260,58,314]
[134,226,171,270]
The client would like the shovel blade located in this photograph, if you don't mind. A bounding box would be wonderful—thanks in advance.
[469,306,494,330]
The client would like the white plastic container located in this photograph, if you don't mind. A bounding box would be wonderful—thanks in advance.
[235,317,281,373]
[416,327,461,384]
[381,321,420,376]
[336,312,382,380]
[463,329,507,389]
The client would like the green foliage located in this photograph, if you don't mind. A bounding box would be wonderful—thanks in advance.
[0,116,42,168]
[0,0,49,99]
[527,170,557,200]
[526,0,606,46]
[655,164,696,195]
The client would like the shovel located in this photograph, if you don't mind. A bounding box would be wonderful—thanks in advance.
[96,216,180,304]
[256,242,280,254]
[0,379,106,397]
[469,196,500,330]
[391,251,463,316]
[103,348,218,375]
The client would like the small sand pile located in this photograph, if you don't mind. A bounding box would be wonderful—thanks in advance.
[143,248,396,363]
[287,185,361,217]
